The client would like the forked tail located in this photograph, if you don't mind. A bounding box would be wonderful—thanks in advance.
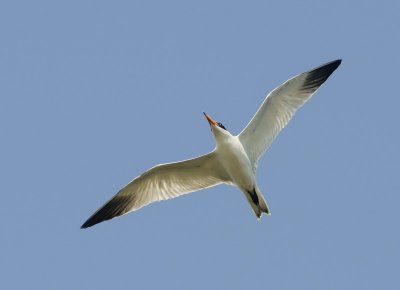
[245,186,270,219]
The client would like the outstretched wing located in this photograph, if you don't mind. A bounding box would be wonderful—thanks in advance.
[239,59,341,166]
[81,151,224,228]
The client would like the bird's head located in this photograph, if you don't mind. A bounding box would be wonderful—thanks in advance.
[203,112,231,141]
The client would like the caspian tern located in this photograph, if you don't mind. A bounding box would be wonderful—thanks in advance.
[81,59,341,228]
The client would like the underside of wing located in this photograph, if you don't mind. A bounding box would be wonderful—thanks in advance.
[239,59,341,165]
[81,151,223,228]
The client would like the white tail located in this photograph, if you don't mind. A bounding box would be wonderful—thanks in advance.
[256,186,270,216]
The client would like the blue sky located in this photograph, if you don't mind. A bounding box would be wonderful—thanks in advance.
[1,1,399,289]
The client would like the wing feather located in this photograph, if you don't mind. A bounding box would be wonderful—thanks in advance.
[81,151,223,228]
[239,59,341,166]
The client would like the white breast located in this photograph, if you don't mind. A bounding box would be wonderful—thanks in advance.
[215,135,255,190]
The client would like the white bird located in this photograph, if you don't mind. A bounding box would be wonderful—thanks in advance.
[81,59,341,228]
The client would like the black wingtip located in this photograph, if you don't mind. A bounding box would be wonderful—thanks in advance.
[80,214,105,229]
[80,211,107,229]
[326,58,342,66]
[80,219,94,229]
[301,59,342,91]
[80,195,133,229]
[309,59,342,75]
[324,59,342,71]
[80,222,90,229]
[80,216,105,229]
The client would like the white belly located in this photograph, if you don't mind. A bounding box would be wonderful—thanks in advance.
[216,136,255,190]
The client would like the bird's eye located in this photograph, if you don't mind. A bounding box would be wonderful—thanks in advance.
[217,122,226,130]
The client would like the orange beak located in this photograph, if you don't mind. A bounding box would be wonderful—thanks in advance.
[203,112,217,126]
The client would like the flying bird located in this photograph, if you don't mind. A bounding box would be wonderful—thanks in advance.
[81,59,341,228]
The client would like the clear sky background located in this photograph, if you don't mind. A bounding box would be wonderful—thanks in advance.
[1,1,399,289]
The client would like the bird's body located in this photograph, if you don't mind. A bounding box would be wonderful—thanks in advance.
[81,59,341,228]
[211,132,270,217]
[215,134,254,190]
